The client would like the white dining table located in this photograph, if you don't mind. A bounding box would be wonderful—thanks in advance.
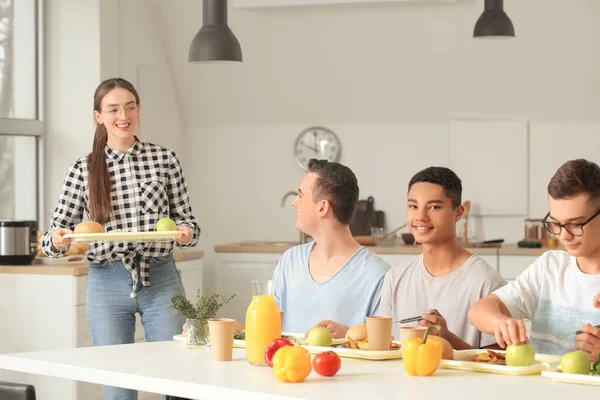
[0,341,595,400]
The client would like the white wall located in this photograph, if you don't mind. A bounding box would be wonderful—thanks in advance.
[43,0,188,227]
[43,0,100,226]
[137,0,600,272]
[90,0,600,280]
[158,0,600,125]
[14,136,37,220]
[100,0,188,167]
[12,0,37,119]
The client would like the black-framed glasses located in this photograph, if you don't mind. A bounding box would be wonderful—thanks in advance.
[542,209,600,237]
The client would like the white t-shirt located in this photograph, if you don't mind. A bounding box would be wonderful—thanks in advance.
[378,253,506,348]
[494,250,600,355]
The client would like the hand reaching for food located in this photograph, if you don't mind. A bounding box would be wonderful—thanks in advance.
[594,294,600,309]
[492,317,528,349]
[308,320,349,339]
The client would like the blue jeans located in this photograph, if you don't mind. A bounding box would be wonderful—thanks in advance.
[87,254,185,400]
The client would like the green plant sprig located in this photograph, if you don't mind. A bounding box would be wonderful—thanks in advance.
[171,289,235,321]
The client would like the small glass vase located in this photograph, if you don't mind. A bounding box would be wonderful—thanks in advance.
[186,318,210,349]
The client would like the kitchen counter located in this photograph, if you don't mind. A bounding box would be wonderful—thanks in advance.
[0,250,204,276]
[0,341,596,400]
[215,242,557,257]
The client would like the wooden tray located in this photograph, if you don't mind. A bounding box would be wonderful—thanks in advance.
[440,349,560,376]
[232,332,402,361]
[541,369,600,386]
[302,344,402,360]
[174,332,402,361]
[64,231,182,243]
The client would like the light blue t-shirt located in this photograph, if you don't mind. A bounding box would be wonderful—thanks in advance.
[272,242,390,333]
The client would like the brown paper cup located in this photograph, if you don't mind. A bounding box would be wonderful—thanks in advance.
[398,326,427,349]
[208,318,236,361]
[366,316,393,350]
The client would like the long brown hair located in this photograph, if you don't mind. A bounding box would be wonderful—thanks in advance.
[88,78,140,225]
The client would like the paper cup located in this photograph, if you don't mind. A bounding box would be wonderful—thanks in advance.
[366,316,393,350]
[208,318,236,361]
[398,326,428,349]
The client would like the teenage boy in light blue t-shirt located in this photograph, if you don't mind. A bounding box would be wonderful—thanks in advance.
[272,159,390,339]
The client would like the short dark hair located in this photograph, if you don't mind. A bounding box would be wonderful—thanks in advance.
[307,159,359,225]
[548,159,600,202]
[408,167,462,208]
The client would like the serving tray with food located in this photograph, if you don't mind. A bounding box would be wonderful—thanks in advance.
[540,350,600,386]
[232,324,404,361]
[63,220,182,243]
[440,348,560,376]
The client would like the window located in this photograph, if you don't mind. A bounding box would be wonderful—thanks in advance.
[0,0,39,120]
[0,0,42,222]
[0,135,38,220]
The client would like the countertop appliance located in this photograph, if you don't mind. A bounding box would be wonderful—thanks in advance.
[0,220,38,265]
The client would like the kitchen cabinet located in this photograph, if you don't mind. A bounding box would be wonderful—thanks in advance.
[497,255,538,281]
[0,257,202,400]
[478,254,499,272]
[215,252,282,324]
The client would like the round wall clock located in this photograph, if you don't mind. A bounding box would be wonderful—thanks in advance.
[293,126,342,171]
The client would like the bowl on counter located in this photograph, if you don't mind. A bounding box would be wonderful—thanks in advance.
[401,233,415,245]
[371,227,397,247]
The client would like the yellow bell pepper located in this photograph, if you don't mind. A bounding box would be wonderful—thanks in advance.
[272,345,312,383]
[403,325,443,376]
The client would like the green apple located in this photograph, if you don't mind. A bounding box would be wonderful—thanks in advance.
[505,342,536,367]
[561,350,591,375]
[307,327,333,347]
[156,217,176,232]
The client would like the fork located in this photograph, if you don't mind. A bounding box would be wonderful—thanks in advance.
[395,310,439,325]
[575,324,600,335]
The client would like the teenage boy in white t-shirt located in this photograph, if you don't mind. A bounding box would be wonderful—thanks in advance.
[378,167,506,349]
[469,159,600,360]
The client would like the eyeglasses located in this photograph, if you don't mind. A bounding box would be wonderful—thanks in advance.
[102,104,138,115]
[542,209,600,237]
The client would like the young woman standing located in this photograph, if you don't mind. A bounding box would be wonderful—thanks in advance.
[41,77,200,400]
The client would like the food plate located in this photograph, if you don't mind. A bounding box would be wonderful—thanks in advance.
[173,334,186,341]
[232,332,402,361]
[541,369,600,386]
[281,332,346,346]
[63,231,182,243]
[301,343,402,361]
[440,349,560,376]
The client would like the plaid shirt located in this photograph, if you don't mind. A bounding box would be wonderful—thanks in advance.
[41,138,200,297]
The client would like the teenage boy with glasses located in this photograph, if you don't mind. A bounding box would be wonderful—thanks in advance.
[469,159,600,361]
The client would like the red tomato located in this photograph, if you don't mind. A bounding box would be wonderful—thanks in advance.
[312,351,341,377]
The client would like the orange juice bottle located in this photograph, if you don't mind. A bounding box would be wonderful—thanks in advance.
[245,280,281,366]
